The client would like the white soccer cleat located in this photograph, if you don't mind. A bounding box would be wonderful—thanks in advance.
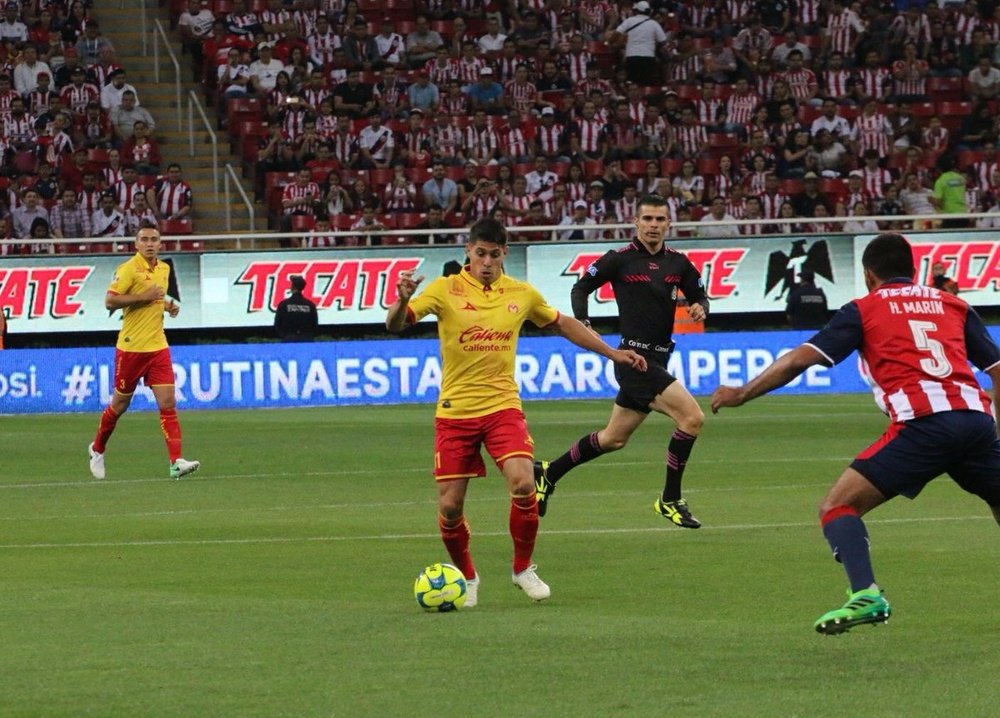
[88,442,105,480]
[169,458,200,479]
[512,564,551,601]
[465,576,479,608]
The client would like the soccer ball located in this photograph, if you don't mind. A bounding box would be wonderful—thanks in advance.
[414,562,468,612]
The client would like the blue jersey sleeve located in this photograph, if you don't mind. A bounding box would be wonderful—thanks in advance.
[964,307,1000,371]
[804,301,863,366]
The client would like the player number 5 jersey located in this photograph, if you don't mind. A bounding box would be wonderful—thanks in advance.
[807,281,1000,423]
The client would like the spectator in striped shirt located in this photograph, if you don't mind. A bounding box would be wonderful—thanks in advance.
[147,163,193,223]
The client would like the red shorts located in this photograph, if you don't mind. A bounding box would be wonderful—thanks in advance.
[114,347,175,395]
[433,408,534,481]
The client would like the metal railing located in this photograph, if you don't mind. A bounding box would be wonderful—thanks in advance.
[8,208,1000,254]
[151,19,182,127]
[188,91,219,202]
[224,164,256,245]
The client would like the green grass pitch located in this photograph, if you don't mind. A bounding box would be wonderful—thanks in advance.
[0,396,996,717]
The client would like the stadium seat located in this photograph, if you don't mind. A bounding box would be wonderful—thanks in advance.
[927,76,964,102]
[291,215,316,231]
[159,218,194,236]
[583,159,604,178]
[623,159,648,178]
[661,157,683,176]
[910,101,937,117]
[87,149,110,166]
[936,101,973,117]
[781,179,804,195]
[697,157,720,177]
[369,168,394,187]
[408,167,432,184]
[957,149,984,168]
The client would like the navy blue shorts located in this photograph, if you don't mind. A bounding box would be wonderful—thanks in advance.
[851,411,1000,505]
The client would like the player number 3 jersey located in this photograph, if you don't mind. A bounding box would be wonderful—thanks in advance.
[107,253,171,353]
[807,280,1000,423]
[407,269,559,419]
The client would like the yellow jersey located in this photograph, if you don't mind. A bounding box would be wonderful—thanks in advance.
[107,253,170,352]
[407,268,559,419]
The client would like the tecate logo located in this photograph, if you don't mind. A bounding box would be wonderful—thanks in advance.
[235,258,424,312]
[0,267,93,319]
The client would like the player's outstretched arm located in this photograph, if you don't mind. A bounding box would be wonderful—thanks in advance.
[553,314,647,371]
[386,270,425,333]
[711,344,826,413]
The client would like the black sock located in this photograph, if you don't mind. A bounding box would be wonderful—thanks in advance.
[821,507,876,592]
[547,432,604,484]
[662,428,697,502]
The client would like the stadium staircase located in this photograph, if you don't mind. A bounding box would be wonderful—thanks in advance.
[101,3,268,244]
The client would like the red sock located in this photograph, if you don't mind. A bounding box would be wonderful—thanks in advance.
[93,405,121,453]
[438,514,476,581]
[159,408,182,463]
[509,493,539,574]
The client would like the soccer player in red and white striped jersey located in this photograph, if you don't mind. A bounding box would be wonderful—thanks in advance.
[113,167,143,211]
[60,69,100,114]
[858,50,892,100]
[464,111,500,164]
[726,78,760,127]
[820,51,854,99]
[455,43,486,85]
[148,164,193,221]
[710,232,1000,635]
[505,64,538,115]
[955,2,980,45]
[426,48,457,86]
[568,100,606,160]
[859,150,895,198]
[561,36,591,84]
[673,105,708,159]
[781,51,818,103]
[534,109,566,159]
[891,42,929,99]
[307,15,341,68]
[823,0,866,56]
[853,100,893,159]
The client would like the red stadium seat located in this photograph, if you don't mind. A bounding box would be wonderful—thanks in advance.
[582,159,604,179]
[910,101,937,117]
[291,215,316,231]
[87,149,110,166]
[937,100,973,117]
[927,76,964,102]
[697,157,720,177]
[159,218,193,236]
[369,168,394,187]
[661,157,683,176]
[622,159,648,179]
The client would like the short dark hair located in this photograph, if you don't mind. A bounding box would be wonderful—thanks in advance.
[638,194,668,210]
[290,275,306,291]
[862,233,914,281]
[468,217,507,246]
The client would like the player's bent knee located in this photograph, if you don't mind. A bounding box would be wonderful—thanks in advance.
[678,409,704,436]
[600,434,629,451]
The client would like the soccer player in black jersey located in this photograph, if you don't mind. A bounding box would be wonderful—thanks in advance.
[534,195,710,527]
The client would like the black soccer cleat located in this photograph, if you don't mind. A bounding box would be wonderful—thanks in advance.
[654,497,701,528]
[533,460,555,517]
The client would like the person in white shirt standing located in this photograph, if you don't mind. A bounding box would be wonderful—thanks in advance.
[178,0,215,76]
[606,1,667,84]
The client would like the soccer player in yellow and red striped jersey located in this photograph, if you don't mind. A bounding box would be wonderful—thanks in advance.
[88,227,200,480]
[386,218,646,607]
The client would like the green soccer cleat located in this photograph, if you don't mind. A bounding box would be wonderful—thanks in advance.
[653,497,701,528]
[814,586,891,635]
[533,460,555,517]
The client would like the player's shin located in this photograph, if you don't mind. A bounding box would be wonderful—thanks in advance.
[159,408,182,463]
[93,405,121,453]
[546,431,606,484]
[821,505,877,592]
[509,492,539,574]
[662,428,697,502]
[438,514,476,581]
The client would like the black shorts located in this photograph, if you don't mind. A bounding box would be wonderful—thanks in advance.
[614,351,677,413]
[851,411,1000,505]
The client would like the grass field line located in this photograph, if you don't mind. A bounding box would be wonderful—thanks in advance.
[0,483,832,522]
[0,456,853,490]
[0,514,990,551]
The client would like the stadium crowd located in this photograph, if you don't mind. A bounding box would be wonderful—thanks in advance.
[0,1,196,254]
[188,0,1000,245]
